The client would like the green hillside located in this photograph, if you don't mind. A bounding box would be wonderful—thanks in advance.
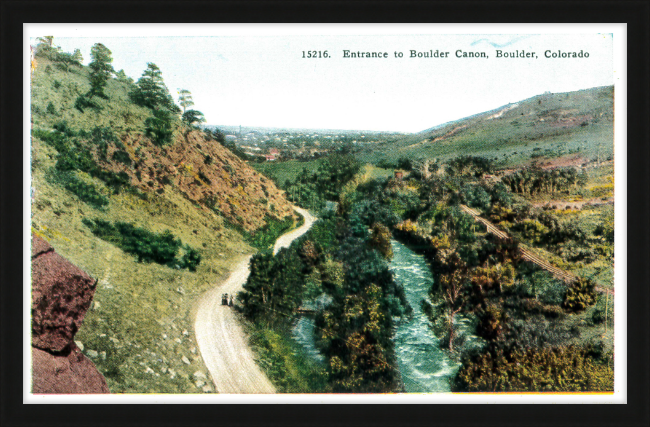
[359,86,614,167]
[30,42,297,393]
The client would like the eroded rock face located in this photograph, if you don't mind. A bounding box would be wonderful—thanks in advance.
[32,344,109,394]
[31,235,109,394]
[31,235,97,352]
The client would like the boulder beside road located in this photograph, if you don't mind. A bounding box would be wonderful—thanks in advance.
[31,234,109,394]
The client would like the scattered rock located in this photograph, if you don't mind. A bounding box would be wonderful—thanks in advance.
[175,338,182,344]
[181,356,191,365]
[193,371,207,380]
[182,330,189,336]
[75,341,84,351]
[100,351,106,361]
[176,287,185,295]
[162,334,168,340]
[92,301,100,311]
[161,367,168,374]
[190,347,197,355]
[109,337,119,345]
[195,380,205,388]
[202,385,212,393]
[87,350,98,359]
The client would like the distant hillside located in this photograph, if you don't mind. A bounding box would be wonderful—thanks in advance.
[359,86,614,168]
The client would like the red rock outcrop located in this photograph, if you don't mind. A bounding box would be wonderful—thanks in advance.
[31,235,109,394]
[32,344,109,394]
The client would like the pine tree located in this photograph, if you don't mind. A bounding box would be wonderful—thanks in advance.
[144,109,174,146]
[88,43,114,98]
[177,89,194,113]
[36,36,54,47]
[72,48,83,64]
[182,109,206,126]
[115,69,133,85]
[130,63,180,113]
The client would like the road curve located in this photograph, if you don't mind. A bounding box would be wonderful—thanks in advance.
[194,206,316,393]
[273,207,316,255]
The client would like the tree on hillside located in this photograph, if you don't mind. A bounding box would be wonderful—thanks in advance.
[182,109,206,126]
[130,63,180,113]
[34,36,60,58]
[115,69,134,85]
[177,89,195,113]
[88,43,114,99]
[72,48,83,64]
[36,36,54,47]
[144,109,175,146]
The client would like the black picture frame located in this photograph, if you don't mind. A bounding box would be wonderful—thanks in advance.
[2,1,648,426]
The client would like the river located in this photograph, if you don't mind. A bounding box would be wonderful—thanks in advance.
[389,238,459,392]
[291,238,460,392]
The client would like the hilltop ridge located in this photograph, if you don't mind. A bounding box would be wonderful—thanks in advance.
[360,85,614,167]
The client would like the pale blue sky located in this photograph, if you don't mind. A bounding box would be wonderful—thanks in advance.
[30,28,615,132]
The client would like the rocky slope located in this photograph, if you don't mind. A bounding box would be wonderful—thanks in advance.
[31,235,109,394]
[105,129,294,231]
[31,55,295,232]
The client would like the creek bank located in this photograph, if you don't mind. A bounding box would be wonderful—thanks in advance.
[289,238,476,392]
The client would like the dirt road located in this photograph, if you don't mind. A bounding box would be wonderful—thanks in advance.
[273,207,316,255]
[194,207,316,393]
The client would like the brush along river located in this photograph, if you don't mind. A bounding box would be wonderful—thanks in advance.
[292,239,464,392]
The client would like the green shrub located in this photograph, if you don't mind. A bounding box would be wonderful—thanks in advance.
[82,218,201,270]
[197,171,211,185]
[563,277,597,312]
[244,215,296,251]
[34,125,132,193]
[454,345,613,392]
[145,109,174,146]
[62,174,109,209]
[55,147,97,173]
[46,102,57,115]
[179,246,202,272]
[247,326,328,393]
[590,294,613,326]
[112,150,132,166]
[75,94,102,113]
[86,126,122,161]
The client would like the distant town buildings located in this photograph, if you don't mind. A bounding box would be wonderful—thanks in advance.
[204,126,407,162]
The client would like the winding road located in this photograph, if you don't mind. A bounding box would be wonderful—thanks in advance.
[194,207,316,394]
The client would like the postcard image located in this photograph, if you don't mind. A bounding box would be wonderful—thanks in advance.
[26,24,623,403]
